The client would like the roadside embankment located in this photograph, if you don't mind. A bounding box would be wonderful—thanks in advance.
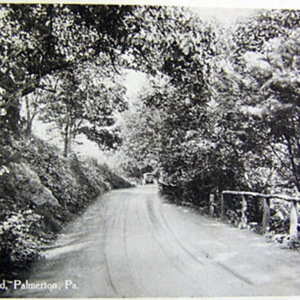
[0,135,132,282]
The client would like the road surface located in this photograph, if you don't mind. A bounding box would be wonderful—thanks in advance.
[5,185,300,297]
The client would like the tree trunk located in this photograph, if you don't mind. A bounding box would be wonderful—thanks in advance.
[25,120,32,137]
[289,200,299,239]
[25,96,31,137]
[262,197,270,233]
[5,91,22,135]
[63,123,69,157]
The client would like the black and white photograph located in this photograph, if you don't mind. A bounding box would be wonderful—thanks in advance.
[1,0,300,297]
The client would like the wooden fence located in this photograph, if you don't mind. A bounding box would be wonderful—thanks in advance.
[214,190,300,238]
[159,180,299,238]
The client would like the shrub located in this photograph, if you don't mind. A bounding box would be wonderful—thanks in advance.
[0,210,42,264]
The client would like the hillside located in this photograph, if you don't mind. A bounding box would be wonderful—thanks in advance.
[0,134,132,282]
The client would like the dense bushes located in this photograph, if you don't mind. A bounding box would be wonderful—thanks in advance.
[0,135,132,281]
[0,211,43,264]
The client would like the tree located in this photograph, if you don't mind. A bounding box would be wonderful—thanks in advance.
[242,26,300,192]
[122,6,215,100]
[116,100,162,178]
[38,60,127,157]
[206,9,300,195]
[0,4,136,139]
[0,5,67,135]
[232,9,300,62]
[123,7,217,185]
[22,90,44,137]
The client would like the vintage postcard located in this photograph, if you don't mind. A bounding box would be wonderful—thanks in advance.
[0,0,300,298]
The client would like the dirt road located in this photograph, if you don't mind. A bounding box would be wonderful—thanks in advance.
[6,185,300,297]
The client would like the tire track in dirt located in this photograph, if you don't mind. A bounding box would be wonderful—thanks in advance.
[158,198,255,286]
[145,197,207,294]
[122,196,145,296]
[150,198,205,267]
[101,199,119,295]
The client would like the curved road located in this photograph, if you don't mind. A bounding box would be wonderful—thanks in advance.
[6,185,300,297]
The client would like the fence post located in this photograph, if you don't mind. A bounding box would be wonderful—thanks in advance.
[240,194,248,229]
[209,194,215,217]
[289,200,299,239]
[262,197,270,233]
[221,193,226,220]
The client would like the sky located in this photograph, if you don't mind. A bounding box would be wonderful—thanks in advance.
[123,70,149,105]
[193,7,257,26]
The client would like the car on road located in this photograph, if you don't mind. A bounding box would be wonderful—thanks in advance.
[143,173,155,185]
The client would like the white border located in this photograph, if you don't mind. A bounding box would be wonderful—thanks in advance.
[0,0,299,9]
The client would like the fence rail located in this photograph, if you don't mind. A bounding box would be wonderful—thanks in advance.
[219,190,300,238]
[158,181,299,239]
[222,190,300,202]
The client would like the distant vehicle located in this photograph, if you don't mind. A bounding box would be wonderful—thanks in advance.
[143,173,155,185]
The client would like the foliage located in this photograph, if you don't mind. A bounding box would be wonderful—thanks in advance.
[123,6,215,98]
[242,27,300,192]
[0,4,134,150]
[115,101,162,178]
[233,10,300,60]
[0,135,132,280]
[2,2,300,277]
[0,210,42,264]
[36,61,127,156]
[131,7,300,223]
[0,5,67,135]
[117,5,217,182]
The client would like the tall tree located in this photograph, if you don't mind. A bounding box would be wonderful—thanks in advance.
[124,7,217,185]
[0,5,66,135]
[208,9,300,194]
[0,4,135,138]
[38,60,127,157]
[242,26,300,192]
